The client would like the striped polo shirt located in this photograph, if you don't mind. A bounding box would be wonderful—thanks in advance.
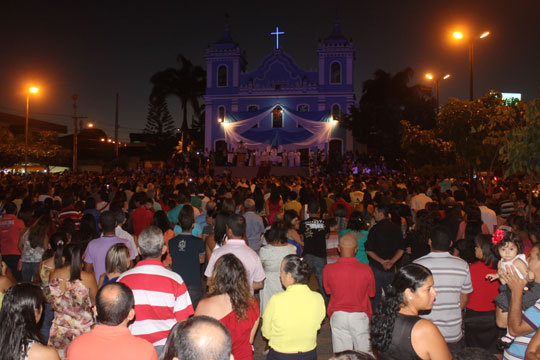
[503,299,540,360]
[119,259,194,346]
[414,251,473,343]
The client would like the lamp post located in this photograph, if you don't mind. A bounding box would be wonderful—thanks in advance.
[453,31,490,101]
[425,73,450,113]
[25,86,39,173]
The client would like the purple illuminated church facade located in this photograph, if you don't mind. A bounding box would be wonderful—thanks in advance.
[204,23,355,158]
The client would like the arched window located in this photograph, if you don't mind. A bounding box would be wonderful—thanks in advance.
[217,65,227,87]
[330,62,341,84]
[272,105,284,128]
[218,106,226,123]
[332,104,341,121]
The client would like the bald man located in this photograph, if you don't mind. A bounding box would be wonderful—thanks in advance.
[67,283,157,360]
[323,232,376,354]
[170,315,233,360]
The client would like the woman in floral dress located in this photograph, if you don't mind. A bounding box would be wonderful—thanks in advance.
[47,243,97,359]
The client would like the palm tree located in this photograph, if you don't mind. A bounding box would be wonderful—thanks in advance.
[150,54,206,133]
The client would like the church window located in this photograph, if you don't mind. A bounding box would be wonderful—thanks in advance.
[217,65,228,87]
[218,106,226,123]
[272,105,284,128]
[247,105,259,112]
[330,62,341,84]
[332,104,341,121]
[297,104,309,112]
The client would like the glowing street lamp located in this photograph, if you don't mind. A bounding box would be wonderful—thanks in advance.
[425,73,451,112]
[87,122,94,128]
[452,30,490,100]
[25,86,39,173]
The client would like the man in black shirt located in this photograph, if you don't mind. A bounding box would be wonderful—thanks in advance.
[365,203,405,308]
[169,205,205,309]
[299,200,329,304]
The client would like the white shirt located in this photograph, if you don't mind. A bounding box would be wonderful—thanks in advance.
[115,225,137,255]
[410,193,432,212]
[479,205,497,234]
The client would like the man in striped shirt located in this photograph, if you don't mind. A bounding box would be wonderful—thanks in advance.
[414,225,473,351]
[119,226,194,354]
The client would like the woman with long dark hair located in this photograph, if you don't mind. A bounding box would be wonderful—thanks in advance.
[370,263,451,359]
[205,211,230,263]
[463,234,501,352]
[283,210,304,255]
[0,283,59,360]
[47,244,97,359]
[195,254,259,360]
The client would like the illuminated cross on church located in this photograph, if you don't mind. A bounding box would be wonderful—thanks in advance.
[270,26,284,49]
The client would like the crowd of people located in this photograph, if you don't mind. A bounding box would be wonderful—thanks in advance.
[0,170,539,359]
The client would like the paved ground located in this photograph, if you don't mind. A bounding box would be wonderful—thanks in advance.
[253,274,335,360]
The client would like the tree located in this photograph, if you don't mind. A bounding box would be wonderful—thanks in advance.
[436,92,525,178]
[343,67,435,167]
[190,104,205,148]
[30,131,70,169]
[0,128,22,167]
[500,96,540,221]
[150,53,206,136]
[400,91,526,179]
[144,98,176,160]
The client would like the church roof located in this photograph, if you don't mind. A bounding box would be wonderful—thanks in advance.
[239,49,318,91]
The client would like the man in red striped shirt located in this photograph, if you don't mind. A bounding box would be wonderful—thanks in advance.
[119,226,194,354]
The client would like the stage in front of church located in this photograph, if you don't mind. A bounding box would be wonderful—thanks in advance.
[213,165,308,178]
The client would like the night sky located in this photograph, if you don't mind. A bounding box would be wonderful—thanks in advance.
[2,0,539,142]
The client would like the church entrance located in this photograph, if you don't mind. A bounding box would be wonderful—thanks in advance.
[299,148,309,166]
[328,139,343,168]
[215,140,227,166]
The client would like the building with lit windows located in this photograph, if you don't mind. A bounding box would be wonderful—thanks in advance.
[204,22,355,160]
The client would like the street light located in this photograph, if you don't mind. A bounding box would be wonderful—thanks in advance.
[453,30,490,100]
[25,86,39,173]
[425,73,451,112]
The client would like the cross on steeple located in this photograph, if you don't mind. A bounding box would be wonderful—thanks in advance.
[270,26,284,49]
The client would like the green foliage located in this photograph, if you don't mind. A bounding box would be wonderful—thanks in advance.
[342,67,435,166]
[401,91,525,176]
[145,98,175,137]
[0,128,22,167]
[400,120,454,170]
[150,53,206,132]
[144,98,176,160]
[501,96,540,178]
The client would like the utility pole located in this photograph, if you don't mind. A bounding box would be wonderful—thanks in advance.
[115,92,119,159]
[71,95,87,172]
[72,94,78,172]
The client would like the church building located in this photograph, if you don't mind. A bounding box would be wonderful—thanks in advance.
[204,22,355,159]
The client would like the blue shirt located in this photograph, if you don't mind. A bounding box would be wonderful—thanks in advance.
[174,223,202,238]
[167,204,184,224]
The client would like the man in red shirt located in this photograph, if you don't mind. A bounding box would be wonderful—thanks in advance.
[131,192,154,236]
[0,202,26,280]
[323,232,375,354]
[67,282,157,360]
